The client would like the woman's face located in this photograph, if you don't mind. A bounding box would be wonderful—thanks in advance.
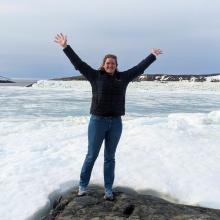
[103,58,117,75]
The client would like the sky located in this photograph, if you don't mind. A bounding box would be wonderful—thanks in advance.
[0,0,220,79]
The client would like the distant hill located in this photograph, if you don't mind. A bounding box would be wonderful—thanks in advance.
[0,76,15,83]
[51,75,85,81]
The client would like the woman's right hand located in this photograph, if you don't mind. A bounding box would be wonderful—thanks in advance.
[54,33,67,48]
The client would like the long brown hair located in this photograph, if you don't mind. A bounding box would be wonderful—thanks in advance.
[99,54,118,71]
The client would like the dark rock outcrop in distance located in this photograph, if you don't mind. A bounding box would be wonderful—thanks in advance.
[135,73,220,82]
[0,76,15,83]
[41,184,220,220]
[51,75,85,81]
[26,84,34,87]
[50,73,220,82]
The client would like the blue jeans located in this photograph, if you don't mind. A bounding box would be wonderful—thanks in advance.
[79,114,123,192]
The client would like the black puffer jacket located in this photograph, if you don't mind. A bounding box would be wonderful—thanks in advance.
[63,45,156,116]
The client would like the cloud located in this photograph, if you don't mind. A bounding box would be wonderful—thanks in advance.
[1,0,220,77]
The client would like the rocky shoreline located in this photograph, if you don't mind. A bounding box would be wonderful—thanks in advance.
[139,73,220,82]
[41,185,220,220]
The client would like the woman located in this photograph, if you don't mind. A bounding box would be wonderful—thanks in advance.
[55,33,162,201]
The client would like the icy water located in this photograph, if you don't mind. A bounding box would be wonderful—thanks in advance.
[1,80,220,220]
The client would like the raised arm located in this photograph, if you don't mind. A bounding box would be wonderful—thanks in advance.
[54,33,97,82]
[123,48,162,82]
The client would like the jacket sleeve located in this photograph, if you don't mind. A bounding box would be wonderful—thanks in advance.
[63,45,97,82]
[122,54,156,82]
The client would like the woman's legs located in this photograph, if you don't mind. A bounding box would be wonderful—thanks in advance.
[79,116,106,188]
[104,117,122,194]
[79,115,122,196]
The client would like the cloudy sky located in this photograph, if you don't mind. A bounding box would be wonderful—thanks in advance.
[0,0,219,79]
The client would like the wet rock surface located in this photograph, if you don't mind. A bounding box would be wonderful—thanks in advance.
[41,185,220,220]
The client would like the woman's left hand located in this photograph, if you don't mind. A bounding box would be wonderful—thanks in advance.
[151,48,163,56]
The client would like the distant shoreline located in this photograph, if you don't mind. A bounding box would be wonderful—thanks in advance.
[1,73,220,87]
[51,73,220,82]
[0,79,38,87]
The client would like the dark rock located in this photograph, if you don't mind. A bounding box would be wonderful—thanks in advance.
[210,79,220,82]
[41,184,220,220]
[25,83,35,87]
